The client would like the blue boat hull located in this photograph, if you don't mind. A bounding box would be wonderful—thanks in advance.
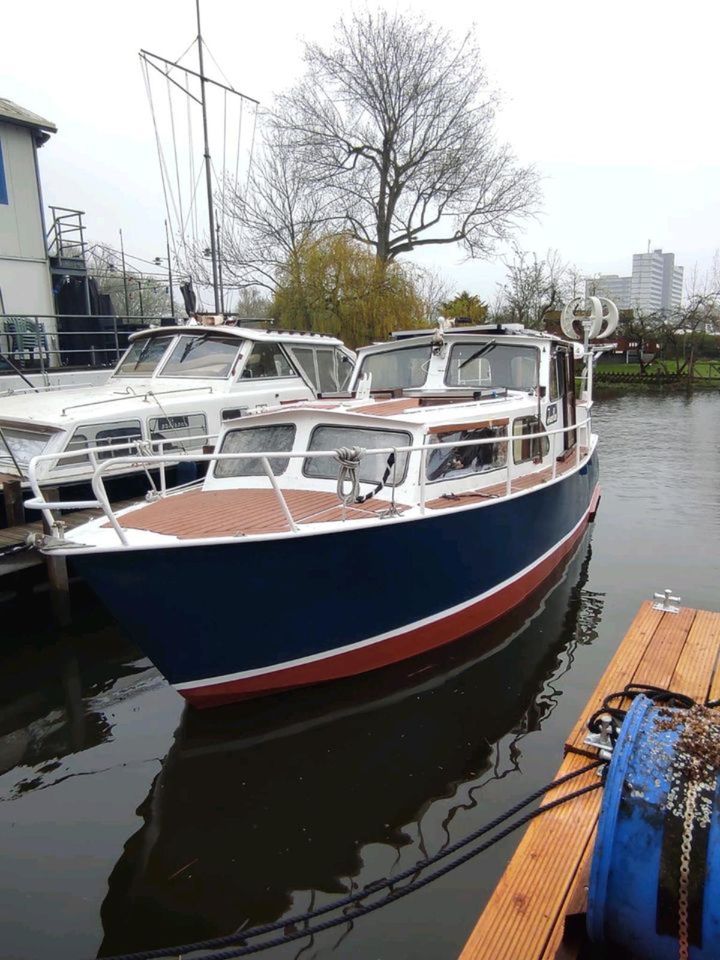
[72,453,600,705]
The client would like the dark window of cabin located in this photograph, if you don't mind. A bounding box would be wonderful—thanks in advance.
[0,140,8,205]
[549,353,560,400]
[426,426,507,482]
[240,342,295,380]
[513,416,549,464]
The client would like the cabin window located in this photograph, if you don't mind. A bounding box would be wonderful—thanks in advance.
[554,352,567,398]
[304,425,412,486]
[0,141,8,205]
[289,347,318,388]
[426,426,507,482]
[149,413,208,452]
[549,353,560,400]
[240,342,296,380]
[214,424,296,478]
[445,344,539,392]
[513,416,549,464]
[288,346,353,393]
[62,420,143,466]
[0,426,55,467]
[357,345,432,391]
[115,336,175,376]
[160,334,241,379]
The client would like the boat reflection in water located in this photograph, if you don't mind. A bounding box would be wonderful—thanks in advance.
[0,606,152,790]
[98,534,604,956]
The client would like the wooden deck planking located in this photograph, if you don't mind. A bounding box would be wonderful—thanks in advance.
[111,488,408,539]
[668,608,720,702]
[458,752,603,960]
[565,601,665,755]
[459,602,720,960]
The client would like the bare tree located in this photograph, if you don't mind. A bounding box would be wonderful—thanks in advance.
[495,246,574,328]
[86,243,170,318]
[272,10,539,265]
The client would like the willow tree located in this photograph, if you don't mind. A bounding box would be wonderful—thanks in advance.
[272,234,429,346]
[273,10,539,264]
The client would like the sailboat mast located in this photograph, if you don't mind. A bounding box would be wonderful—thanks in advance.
[196,0,220,313]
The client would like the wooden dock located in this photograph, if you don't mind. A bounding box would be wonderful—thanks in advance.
[0,500,136,579]
[459,600,720,960]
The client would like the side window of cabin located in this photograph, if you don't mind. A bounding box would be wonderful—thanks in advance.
[513,416,549,464]
[316,348,350,392]
[426,426,507,482]
[62,419,143,466]
[149,413,207,452]
[290,347,319,390]
[241,342,296,380]
[549,352,560,400]
[555,352,567,398]
[0,140,8,205]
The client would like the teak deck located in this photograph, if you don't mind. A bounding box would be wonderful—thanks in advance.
[458,600,720,960]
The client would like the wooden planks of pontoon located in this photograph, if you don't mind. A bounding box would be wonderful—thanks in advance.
[458,601,720,960]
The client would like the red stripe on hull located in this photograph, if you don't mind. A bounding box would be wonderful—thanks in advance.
[182,487,599,707]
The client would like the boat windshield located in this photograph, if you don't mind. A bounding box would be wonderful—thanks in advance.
[304,425,412,486]
[114,336,175,377]
[160,334,242,379]
[215,424,296,478]
[356,345,432,391]
[445,343,539,391]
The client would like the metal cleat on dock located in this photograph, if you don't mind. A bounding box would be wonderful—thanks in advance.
[652,588,681,613]
[584,711,617,761]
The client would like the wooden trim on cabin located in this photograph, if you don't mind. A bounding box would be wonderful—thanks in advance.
[427,418,509,436]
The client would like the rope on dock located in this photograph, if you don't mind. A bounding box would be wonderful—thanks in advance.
[95,758,606,960]
[0,540,32,559]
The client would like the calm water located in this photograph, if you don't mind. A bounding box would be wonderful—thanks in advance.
[1,391,719,960]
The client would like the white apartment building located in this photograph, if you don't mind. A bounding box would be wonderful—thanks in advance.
[586,249,683,313]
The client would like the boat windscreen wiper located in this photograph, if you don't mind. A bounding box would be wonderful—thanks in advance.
[180,333,211,363]
[459,340,497,370]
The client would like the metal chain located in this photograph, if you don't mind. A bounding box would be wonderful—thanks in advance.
[678,781,698,960]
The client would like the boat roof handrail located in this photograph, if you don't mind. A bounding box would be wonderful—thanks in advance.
[60,385,214,416]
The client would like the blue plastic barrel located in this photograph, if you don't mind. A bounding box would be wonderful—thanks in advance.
[587,694,720,958]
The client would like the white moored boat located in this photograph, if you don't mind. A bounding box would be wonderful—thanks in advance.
[0,324,354,504]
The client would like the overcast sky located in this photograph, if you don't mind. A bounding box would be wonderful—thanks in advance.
[3,0,719,307]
